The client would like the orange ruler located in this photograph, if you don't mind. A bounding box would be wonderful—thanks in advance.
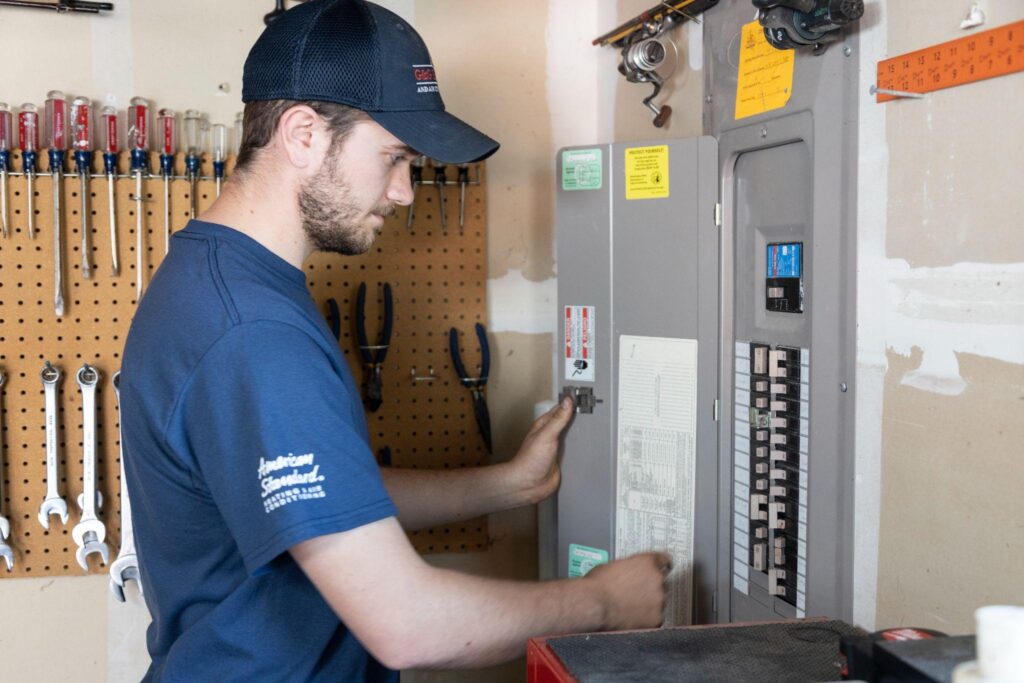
[876,19,1024,102]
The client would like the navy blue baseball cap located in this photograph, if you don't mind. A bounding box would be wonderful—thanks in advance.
[242,0,499,164]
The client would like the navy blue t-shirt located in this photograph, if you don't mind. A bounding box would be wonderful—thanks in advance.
[121,220,399,682]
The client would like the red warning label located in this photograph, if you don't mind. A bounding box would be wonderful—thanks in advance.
[565,306,596,382]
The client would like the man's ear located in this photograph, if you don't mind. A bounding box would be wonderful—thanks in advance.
[276,105,331,171]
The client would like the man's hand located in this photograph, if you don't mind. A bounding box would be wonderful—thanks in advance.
[506,396,576,505]
[585,552,671,630]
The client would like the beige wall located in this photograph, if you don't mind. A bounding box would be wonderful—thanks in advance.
[856,0,1024,634]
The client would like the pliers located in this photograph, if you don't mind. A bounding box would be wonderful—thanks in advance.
[355,282,393,412]
[449,323,492,454]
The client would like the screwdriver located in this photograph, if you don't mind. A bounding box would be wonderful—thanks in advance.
[45,90,68,317]
[18,103,39,240]
[0,103,11,238]
[457,164,469,235]
[233,111,243,157]
[212,123,227,197]
[406,155,424,230]
[101,106,120,277]
[157,108,176,255]
[71,96,93,279]
[433,161,447,230]
[128,97,150,299]
[183,110,204,218]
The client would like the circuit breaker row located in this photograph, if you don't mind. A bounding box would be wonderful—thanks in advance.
[732,341,809,617]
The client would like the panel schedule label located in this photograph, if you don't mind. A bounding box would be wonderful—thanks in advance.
[568,543,609,578]
[624,145,669,199]
[562,148,603,191]
[564,305,596,382]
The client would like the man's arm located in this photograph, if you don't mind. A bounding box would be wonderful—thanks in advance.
[291,516,670,670]
[380,397,574,530]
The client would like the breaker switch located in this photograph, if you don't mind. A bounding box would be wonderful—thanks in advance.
[755,462,769,474]
[755,446,768,459]
[773,536,786,565]
[769,502,787,530]
[769,568,788,596]
[769,350,788,378]
[750,494,768,521]
[754,380,769,392]
[753,543,767,571]
[755,479,768,491]
[770,382,788,395]
[561,386,603,414]
[770,450,788,463]
[754,526,768,539]
[770,433,788,446]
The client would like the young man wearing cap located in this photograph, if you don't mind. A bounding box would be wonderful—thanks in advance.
[121,1,670,680]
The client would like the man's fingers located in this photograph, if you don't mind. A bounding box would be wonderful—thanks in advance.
[529,397,575,435]
[655,552,673,575]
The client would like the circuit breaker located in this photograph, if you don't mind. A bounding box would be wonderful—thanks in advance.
[553,137,720,625]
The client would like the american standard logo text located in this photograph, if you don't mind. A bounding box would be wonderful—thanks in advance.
[257,452,327,513]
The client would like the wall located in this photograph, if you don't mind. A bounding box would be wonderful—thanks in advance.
[855,0,1024,634]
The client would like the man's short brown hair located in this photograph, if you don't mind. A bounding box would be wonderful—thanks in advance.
[234,100,367,174]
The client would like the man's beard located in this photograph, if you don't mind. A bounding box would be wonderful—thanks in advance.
[297,153,393,256]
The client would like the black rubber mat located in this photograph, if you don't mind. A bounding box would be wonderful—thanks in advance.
[546,620,865,683]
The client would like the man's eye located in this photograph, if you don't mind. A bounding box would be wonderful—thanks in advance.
[389,154,404,166]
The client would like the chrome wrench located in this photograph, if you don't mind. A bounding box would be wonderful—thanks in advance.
[38,361,69,529]
[0,370,13,571]
[109,372,141,600]
[72,364,109,570]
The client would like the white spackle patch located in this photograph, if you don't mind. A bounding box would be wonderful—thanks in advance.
[487,269,558,336]
[885,260,1024,396]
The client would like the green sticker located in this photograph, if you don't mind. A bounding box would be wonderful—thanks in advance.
[568,543,609,578]
[562,148,603,191]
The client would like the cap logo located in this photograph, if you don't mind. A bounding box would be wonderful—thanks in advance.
[413,64,439,94]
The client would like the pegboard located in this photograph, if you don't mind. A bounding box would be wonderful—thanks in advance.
[0,149,490,579]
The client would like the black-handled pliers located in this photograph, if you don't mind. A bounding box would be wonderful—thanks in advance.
[449,323,492,454]
[356,282,393,412]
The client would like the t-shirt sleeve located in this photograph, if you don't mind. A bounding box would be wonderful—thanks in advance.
[176,320,397,574]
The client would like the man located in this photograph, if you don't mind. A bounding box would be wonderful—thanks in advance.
[121,1,670,680]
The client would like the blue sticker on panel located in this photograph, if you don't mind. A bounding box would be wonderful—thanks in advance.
[766,242,804,313]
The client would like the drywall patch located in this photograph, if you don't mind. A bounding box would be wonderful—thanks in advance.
[885,260,1024,396]
[487,270,558,336]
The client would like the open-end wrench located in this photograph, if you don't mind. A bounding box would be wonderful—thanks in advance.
[72,364,109,570]
[0,370,14,571]
[109,372,140,600]
[38,361,68,529]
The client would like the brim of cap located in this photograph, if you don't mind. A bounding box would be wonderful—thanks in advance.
[367,109,499,164]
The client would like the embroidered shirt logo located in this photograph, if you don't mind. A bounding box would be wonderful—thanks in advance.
[257,452,326,514]
[413,64,439,94]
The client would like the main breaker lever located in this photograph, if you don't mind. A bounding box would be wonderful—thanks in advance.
[561,386,603,414]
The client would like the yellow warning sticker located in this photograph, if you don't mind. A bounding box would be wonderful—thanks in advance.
[624,145,669,200]
[735,20,795,120]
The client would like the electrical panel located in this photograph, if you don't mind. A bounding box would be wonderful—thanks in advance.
[705,0,857,622]
[553,137,719,625]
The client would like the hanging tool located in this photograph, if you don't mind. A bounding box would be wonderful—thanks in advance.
[0,370,13,571]
[457,163,469,235]
[109,372,141,600]
[38,361,69,530]
[406,155,425,230]
[0,0,114,13]
[71,96,93,279]
[157,108,176,255]
[594,0,719,127]
[184,109,204,219]
[448,323,492,454]
[0,104,11,238]
[233,111,244,158]
[355,282,393,412]
[433,160,448,230]
[45,90,68,317]
[73,364,110,570]
[753,0,864,53]
[212,123,227,197]
[128,97,150,298]
[18,102,39,240]
[326,297,342,341]
[101,106,120,277]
